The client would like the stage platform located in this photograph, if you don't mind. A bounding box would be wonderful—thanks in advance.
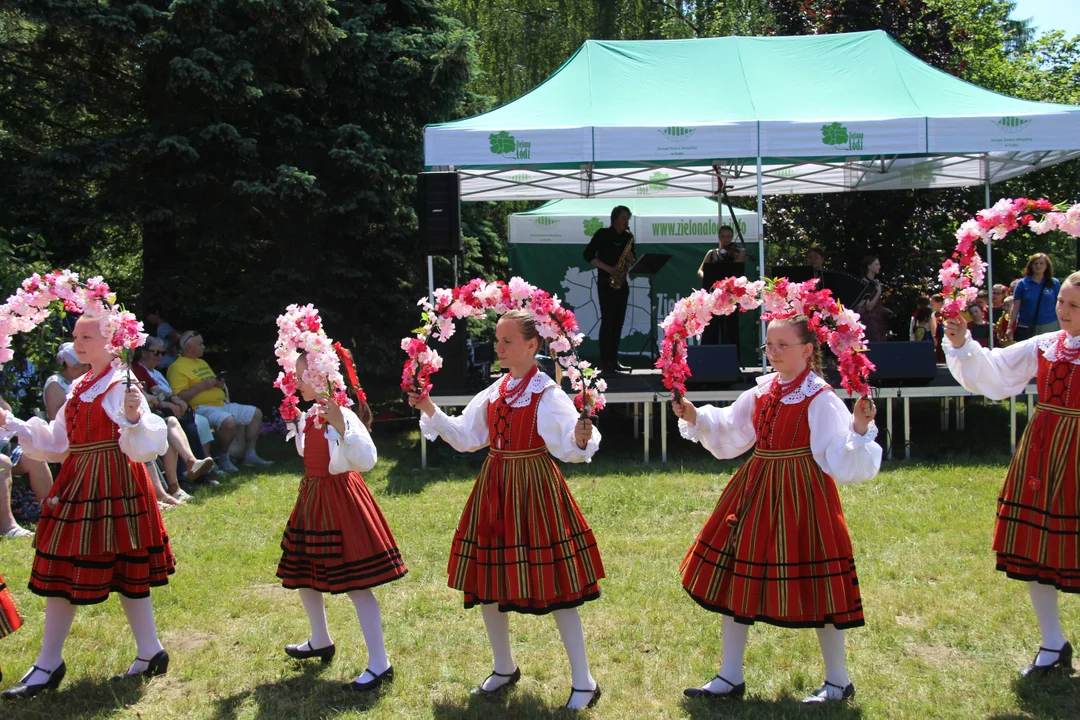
[421,366,1037,467]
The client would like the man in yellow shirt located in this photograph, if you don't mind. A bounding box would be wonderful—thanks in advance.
[167,331,272,472]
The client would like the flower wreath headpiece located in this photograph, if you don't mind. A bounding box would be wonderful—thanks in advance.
[0,270,147,370]
[274,304,362,426]
[941,197,1080,316]
[401,277,606,417]
[657,276,875,398]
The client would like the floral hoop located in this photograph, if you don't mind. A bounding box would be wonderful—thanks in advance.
[0,270,146,369]
[941,197,1080,316]
[274,303,361,424]
[657,276,875,398]
[401,277,606,417]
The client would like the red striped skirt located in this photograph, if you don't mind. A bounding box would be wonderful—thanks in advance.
[681,447,863,629]
[447,447,604,615]
[994,403,1080,591]
[277,471,407,593]
[29,441,175,604]
[0,571,22,639]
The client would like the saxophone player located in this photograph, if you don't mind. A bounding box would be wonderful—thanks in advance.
[583,205,634,373]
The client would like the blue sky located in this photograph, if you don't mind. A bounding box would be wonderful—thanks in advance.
[1010,0,1080,38]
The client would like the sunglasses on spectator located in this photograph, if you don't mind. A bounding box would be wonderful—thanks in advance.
[149,350,164,356]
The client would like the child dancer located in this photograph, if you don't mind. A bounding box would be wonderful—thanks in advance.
[0,566,22,683]
[673,315,881,703]
[0,314,172,699]
[277,345,407,692]
[408,309,604,710]
[943,271,1080,676]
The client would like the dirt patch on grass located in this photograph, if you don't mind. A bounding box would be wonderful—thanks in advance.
[895,613,924,629]
[161,630,216,654]
[250,582,291,600]
[907,642,973,667]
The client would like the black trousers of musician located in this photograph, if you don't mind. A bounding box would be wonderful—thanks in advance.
[597,280,630,367]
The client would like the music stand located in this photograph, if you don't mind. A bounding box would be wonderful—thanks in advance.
[628,253,671,362]
[702,261,745,347]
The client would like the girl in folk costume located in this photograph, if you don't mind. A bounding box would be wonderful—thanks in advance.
[672,315,881,703]
[0,565,23,684]
[407,309,604,710]
[942,271,1080,676]
[0,314,172,700]
[275,344,407,692]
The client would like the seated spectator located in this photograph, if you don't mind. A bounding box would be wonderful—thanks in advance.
[167,331,273,472]
[969,303,991,347]
[912,306,935,343]
[909,295,930,341]
[132,341,216,497]
[43,342,89,421]
[145,306,182,370]
[0,397,53,538]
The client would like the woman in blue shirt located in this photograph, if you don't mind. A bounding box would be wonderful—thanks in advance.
[1010,253,1061,342]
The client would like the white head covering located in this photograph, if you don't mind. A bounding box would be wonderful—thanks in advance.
[56,342,80,367]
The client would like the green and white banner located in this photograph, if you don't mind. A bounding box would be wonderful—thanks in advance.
[509,198,761,366]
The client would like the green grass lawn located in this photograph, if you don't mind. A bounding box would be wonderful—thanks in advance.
[0,403,1078,719]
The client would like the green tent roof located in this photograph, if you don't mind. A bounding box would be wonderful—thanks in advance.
[424,31,1080,199]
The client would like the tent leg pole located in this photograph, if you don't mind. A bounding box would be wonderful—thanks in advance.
[644,401,651,464]
[1011,397,1017,454]
[886,397,893,461]
[756,154,766,372]
[633,402,640,439]
[428,255,435,301]
[985,178,994,348]
[661,400,668,463]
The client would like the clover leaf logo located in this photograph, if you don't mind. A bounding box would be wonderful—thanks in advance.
[583,217,603,236]
[821,122,849,148]
[648,171,670,190]
[489,131,516,156]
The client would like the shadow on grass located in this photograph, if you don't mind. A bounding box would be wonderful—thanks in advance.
[431,689,575,720]
[210,665,384,720]
[0,675,148,720]
[983,670,1080,720]
[681,695,864,718]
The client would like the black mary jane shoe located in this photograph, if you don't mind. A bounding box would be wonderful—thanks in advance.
[802,680,856,704]
[683,674,746,700]
[470,666,521,696]
[111,649,170,681]
[285,640,336,662]
[1,662,67,700]
[1021,641,1074,677]
[343,666,393,693]
[564,684,601,710]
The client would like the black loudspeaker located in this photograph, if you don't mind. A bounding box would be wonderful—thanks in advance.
[418,171,461,255]
[865,341,937,386]
[436,318,469,391]
[686,344,741,388]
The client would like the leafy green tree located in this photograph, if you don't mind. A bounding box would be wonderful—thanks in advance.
[1,0,479,401]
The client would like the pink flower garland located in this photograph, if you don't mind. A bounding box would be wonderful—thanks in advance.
[942,197,1080,316]
[0,270,147,368]
[657,276,875,398]
[274,303,355,424]
[401,277,606,417]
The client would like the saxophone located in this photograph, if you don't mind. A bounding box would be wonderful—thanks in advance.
[609,235,635,289]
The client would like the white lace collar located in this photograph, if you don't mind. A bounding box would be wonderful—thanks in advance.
[1038,331,1080,364]
[486,371,556,408]
[754,371,829,404]
[76,360,130,402]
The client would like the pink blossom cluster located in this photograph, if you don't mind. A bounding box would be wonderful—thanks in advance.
[942,197,1080,316]
[656,276,875,398]
[0,269,146,367]
[274,303,352,423]
[403,277,605,417]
